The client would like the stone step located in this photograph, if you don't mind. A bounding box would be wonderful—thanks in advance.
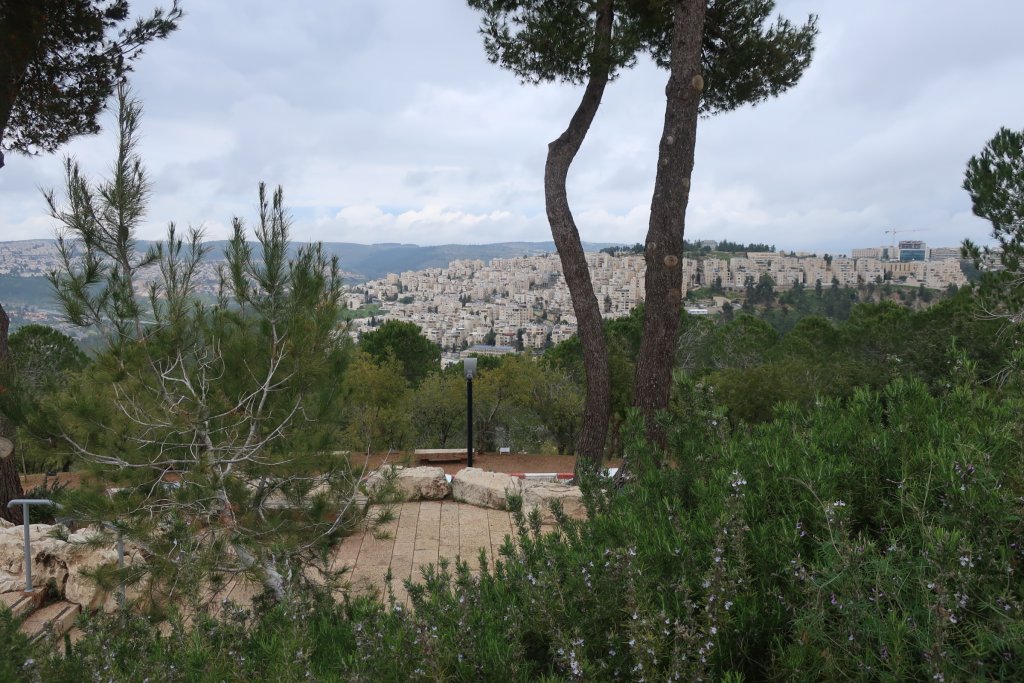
[19,601,81,643]
[0,591,37,618]
[65,626,86,647]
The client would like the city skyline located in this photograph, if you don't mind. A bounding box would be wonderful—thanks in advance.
[0,238,970,343]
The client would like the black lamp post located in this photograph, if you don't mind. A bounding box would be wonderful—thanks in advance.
[464,357,477,467]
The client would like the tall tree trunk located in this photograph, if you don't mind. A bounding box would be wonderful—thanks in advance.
[0,2,47,170]
[546,0,615,475]
[633,0,707,448]
[0,303,25,524]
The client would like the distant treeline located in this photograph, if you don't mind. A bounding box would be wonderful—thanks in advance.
[601,239,775,256]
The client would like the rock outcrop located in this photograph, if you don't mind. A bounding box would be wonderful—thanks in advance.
[451,468,520,509]
[0,524,142,612]
[519,480,586,524]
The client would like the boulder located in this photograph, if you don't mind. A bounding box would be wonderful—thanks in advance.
[452,468,520,510]
[0,524,66,594]
[0,524,144,612]
[396,467,450,500]
[63,529,145,612]
[520,481,586,524]
[363,466,451,501]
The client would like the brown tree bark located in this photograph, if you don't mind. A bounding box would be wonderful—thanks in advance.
[545,0,615,476]
[0,303,25,524]
[633,0,707,448]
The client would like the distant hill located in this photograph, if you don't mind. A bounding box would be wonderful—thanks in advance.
[319,241,617,281]
[0,275,56,307]
[144,240,618,282]
[0,241,621,311]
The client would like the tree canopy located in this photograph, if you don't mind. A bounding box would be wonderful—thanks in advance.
[963,126,1024,325]
[359,320,441,386]
[468,0,816,115]
[0,0,181,169]
[7,325,87,393]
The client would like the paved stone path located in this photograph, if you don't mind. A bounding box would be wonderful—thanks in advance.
[332,501,525,604]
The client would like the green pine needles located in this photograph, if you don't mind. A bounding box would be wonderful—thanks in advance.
[42,86,362,609]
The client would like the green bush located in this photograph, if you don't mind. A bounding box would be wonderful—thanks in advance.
[12,367,1023,681]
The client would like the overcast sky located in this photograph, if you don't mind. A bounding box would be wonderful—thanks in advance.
[2,1,1022,254]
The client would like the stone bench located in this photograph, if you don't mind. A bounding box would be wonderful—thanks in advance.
[414,448,468,463]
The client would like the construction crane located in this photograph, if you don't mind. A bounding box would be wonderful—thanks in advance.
[884,228,925,260]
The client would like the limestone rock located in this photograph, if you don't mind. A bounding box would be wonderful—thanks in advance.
[363,466,451,501]
[62,530,145,611]
[0,524,144,612]
[0,524,66,594]
[520,481,586,524]
[396,466,450,500]
[452,468,520,510]
[360,467,393,499]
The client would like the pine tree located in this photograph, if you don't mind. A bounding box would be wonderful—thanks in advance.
[0,304,24,524]
[0,0,181,169]
[467,0,817,467]
[963,127,1024,325]
[46,88,362,606]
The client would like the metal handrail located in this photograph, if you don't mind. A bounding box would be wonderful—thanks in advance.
[7,499,59,593]
[101,522,127,607]
[7,500,125,603]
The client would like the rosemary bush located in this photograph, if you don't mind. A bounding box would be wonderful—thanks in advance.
[5,361,1022,681]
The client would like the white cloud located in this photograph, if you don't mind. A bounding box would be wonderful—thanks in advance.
[2,0,1021,253]
[309,204,543,245]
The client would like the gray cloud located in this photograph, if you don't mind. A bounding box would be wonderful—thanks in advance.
[2,0,1021,254]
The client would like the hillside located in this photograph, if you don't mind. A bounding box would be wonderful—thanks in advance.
[210,240,616,281]
[0,239,617,291]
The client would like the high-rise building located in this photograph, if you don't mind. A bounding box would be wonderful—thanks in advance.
[929,247,961,261]
[899,240,927,262]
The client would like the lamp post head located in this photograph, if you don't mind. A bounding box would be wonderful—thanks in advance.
[463,357,477,380]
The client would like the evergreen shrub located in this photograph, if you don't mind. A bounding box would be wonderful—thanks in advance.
[6,364,1022,681]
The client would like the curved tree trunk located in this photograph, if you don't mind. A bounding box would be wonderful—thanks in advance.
[546,0,615,476]
[633,0,707,450]
[0,303,25,524]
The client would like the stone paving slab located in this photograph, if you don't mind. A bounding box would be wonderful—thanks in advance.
[335,501,516,603]
[21,600,80,643]
[1,591,35,617]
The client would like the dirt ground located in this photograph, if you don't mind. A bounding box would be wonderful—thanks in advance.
[17,453,619,491]
[20,471,86,492]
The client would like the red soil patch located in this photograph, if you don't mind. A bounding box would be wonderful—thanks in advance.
[20,471,87,492]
